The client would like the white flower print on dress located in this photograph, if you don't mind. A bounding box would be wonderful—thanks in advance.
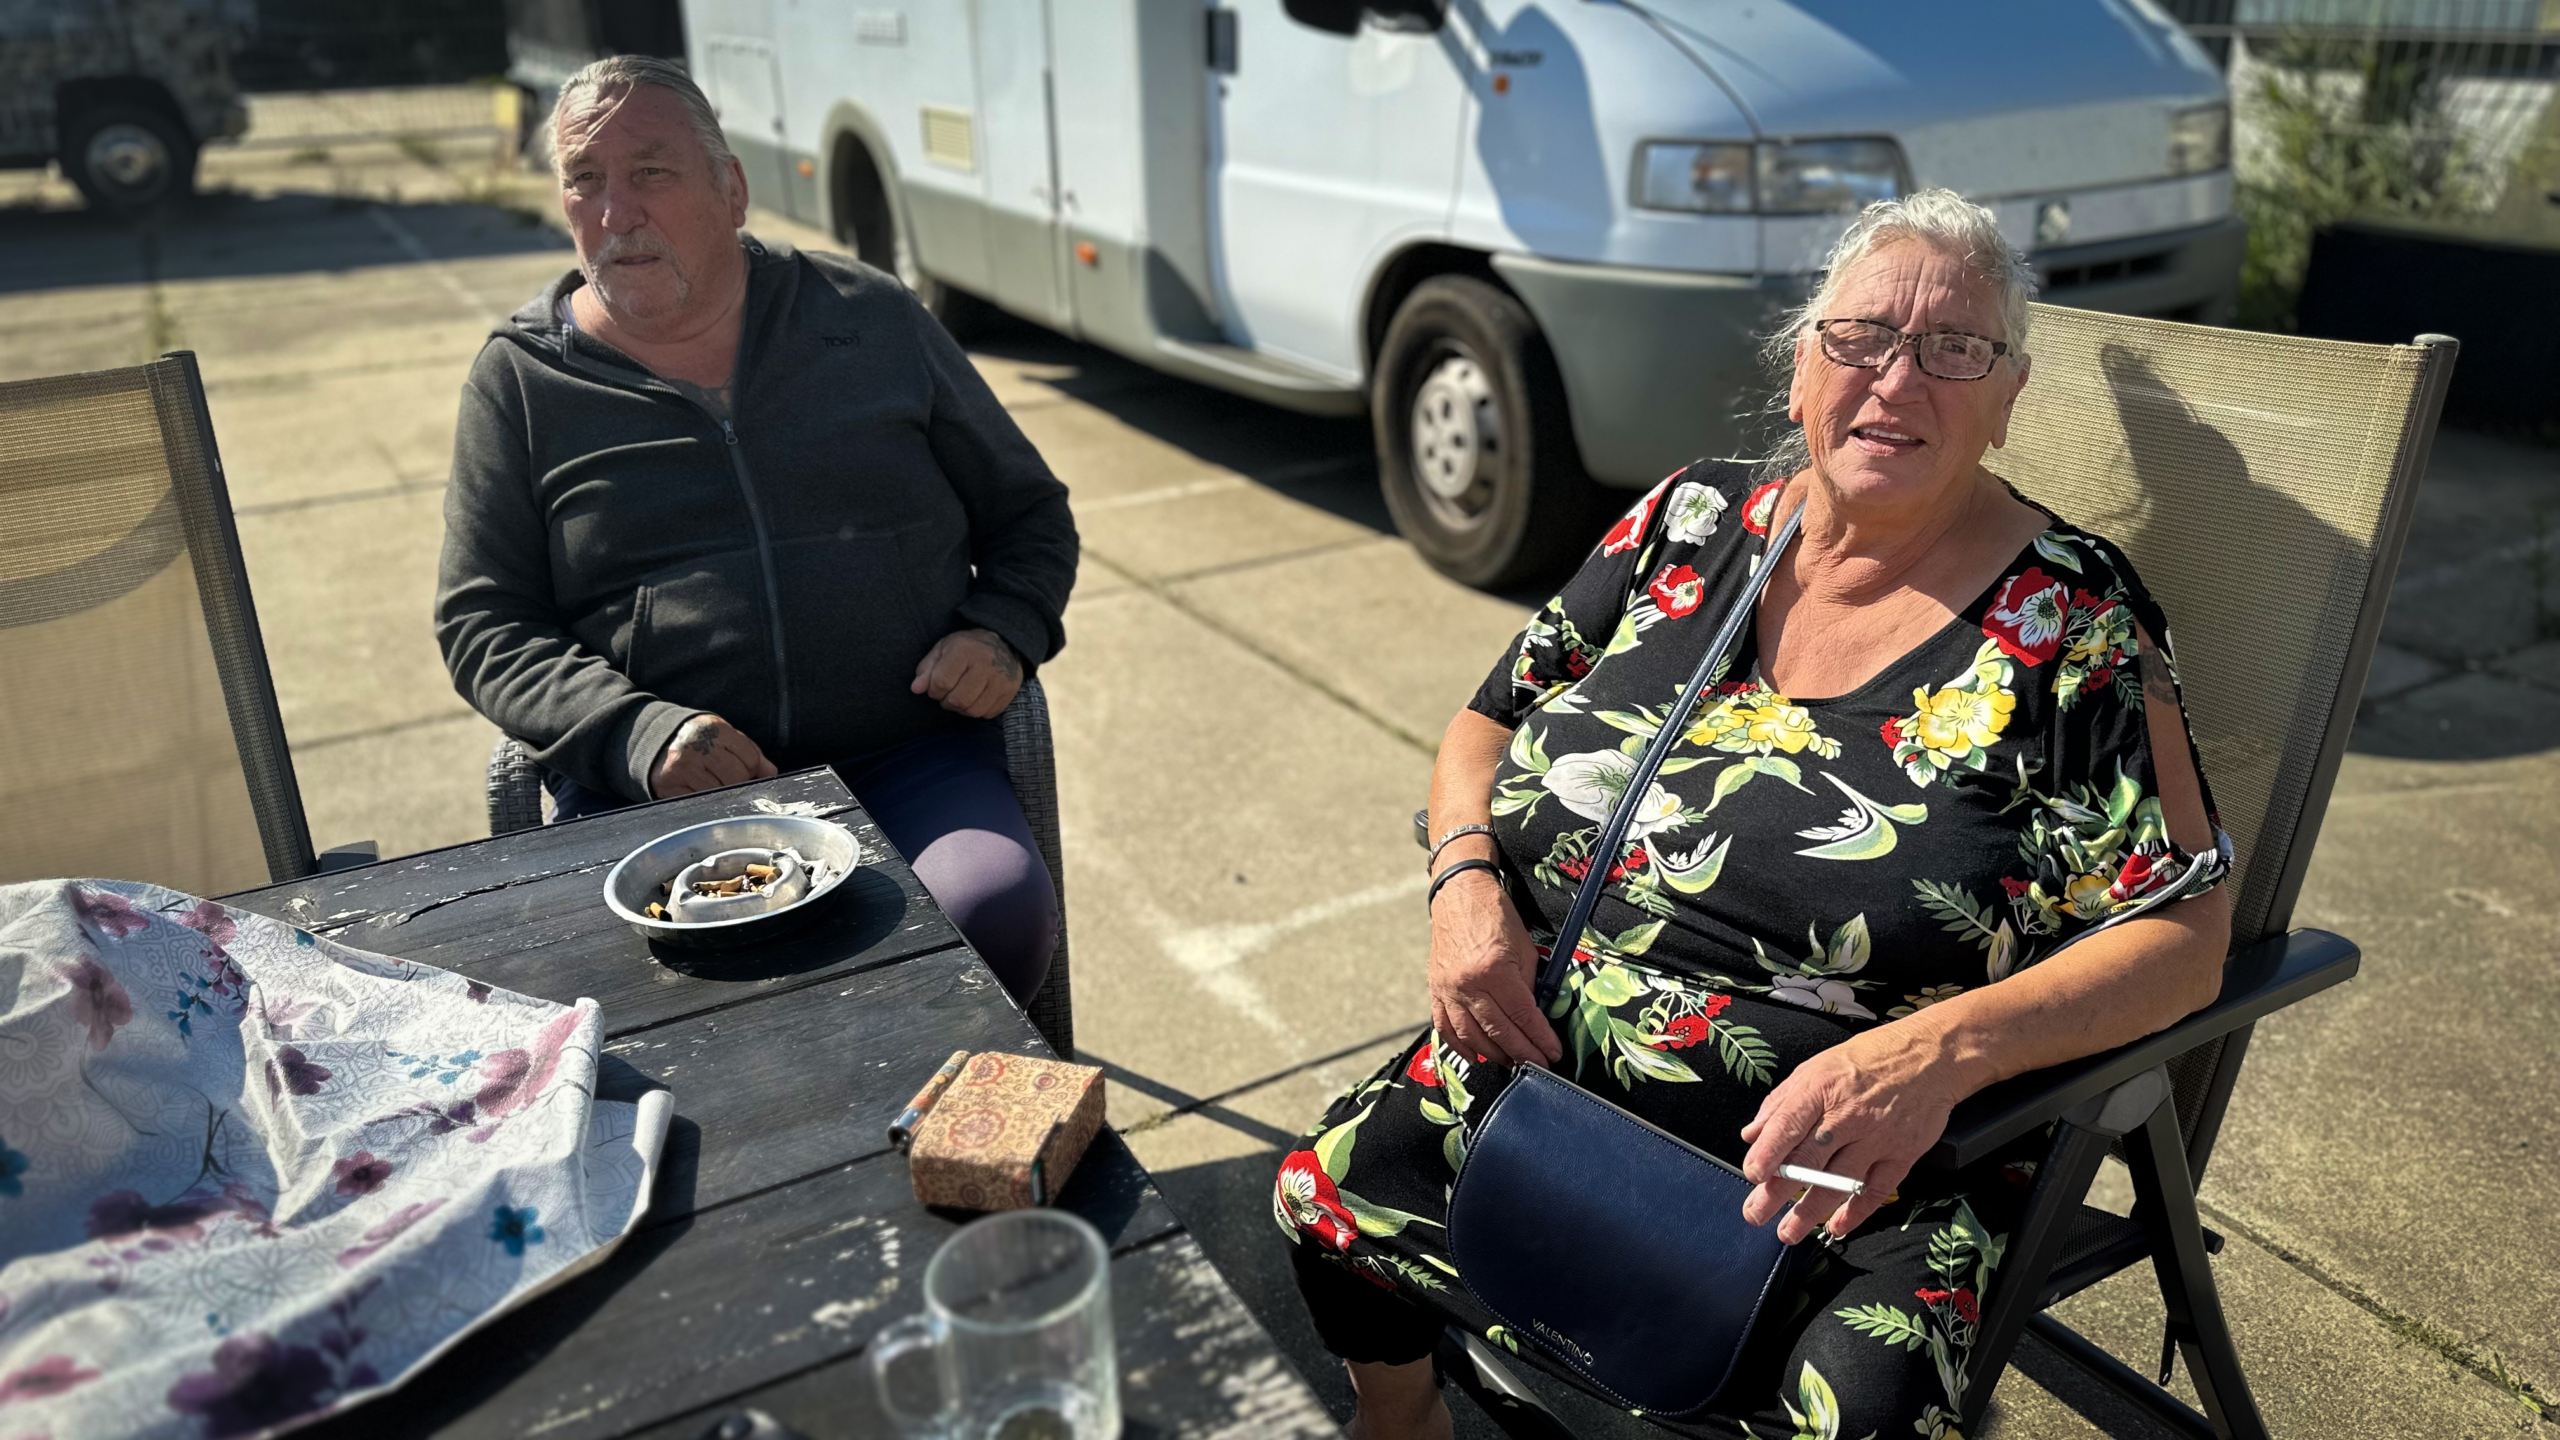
[1540,751,1685,837]
[1662,481,1728,543]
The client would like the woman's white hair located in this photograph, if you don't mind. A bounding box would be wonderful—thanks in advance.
[1753,188,2038,478]
[547,55,739,196]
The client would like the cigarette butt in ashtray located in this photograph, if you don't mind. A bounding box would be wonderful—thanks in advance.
[890,1049,972,1150]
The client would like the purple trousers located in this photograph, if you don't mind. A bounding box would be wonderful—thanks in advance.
[547,723,1057,1005]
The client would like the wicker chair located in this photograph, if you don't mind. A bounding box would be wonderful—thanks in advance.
[0,351,371,893]
[486,679,1075,1058]
[1423,310,2460,1440]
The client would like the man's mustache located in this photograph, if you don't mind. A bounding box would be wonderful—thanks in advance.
[592,231,678,267]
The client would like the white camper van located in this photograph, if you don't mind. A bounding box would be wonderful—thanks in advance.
[682,0,2240,584]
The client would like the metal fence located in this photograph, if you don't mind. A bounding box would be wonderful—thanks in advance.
[2162,0,2560,323]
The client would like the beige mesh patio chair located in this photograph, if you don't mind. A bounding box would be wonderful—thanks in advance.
[1426,310,2459,1440]
[0,352,364,895]
[485,679,1078,1059]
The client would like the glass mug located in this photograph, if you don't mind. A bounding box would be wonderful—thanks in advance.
[870,1210,1120,1439]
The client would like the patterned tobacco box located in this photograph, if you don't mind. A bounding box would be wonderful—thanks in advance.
[906,1052,1106,1212]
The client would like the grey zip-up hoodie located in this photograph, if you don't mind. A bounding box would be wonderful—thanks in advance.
[435,236,1078,801]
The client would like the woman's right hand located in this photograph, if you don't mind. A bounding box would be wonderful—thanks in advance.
[1427,870,1563,1069]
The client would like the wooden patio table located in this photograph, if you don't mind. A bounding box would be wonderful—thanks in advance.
[223,767,1336,1440]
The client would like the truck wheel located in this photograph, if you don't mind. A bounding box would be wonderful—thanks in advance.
[1375,275,1599,588]
[63,103,197,217]
[834,139,998,341]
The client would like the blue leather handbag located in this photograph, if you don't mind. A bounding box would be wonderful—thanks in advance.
[1446,503,1808,1420]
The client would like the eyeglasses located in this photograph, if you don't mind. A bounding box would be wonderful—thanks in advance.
[1812,319,2009,382]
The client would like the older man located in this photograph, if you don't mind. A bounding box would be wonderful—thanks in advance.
[435,56,1078,1002]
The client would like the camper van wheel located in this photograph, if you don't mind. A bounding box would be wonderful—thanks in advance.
[62,102,197,217]
[1375,275,1597,588]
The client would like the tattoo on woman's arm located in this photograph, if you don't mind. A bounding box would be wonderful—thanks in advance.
[2139,640,2180,709]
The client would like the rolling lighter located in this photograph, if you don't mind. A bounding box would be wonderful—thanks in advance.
[889,1049,972,1150]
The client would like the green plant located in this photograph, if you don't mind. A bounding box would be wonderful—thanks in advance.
[2233,36,2498,331]
[286,145,331,165]
[394,133,442,168]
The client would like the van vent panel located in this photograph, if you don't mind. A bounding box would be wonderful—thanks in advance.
[854,10,906,45]
[920,106,975,172]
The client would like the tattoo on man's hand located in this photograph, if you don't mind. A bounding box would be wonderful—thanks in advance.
[977,631,1023,684]
[682,721,724,757]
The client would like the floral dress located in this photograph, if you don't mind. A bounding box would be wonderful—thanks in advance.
[1274,461,2226,1439]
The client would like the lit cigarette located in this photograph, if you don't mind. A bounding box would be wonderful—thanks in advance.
[1779,1163,1866,1196]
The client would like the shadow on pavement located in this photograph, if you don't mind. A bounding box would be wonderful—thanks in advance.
[966,326,1395,538]
[0,188,567,295]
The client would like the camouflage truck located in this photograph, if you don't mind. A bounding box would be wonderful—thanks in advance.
[0,0,252,215]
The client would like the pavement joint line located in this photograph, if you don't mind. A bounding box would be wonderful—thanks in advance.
[1072,454,1371,516]
[2194,1196,2555,1422]
[202,352,490,394]
[1108,1022,1424,1140]
[234,479,445,518]
[1153,534,1400,589]
[1084,547,1438,756]
[294,709,484,752]
[367,205,502,325]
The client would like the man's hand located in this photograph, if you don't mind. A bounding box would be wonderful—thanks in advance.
[912,628,1024,719]
[650,713,778,798]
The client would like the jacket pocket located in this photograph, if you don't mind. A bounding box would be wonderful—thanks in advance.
[771,529,946,756]
[625,548,780,743]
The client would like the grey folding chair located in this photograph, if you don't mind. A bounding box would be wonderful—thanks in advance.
[0,352,367,895]
[1423,310,2460,1440]
[486,677,1077,1058]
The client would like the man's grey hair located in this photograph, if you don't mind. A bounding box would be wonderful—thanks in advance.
[547,55,739,195]
[1752,189,2038,478]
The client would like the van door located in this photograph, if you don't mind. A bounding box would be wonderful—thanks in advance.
[972,0,1073,330]
[1208,3,1465,377]
[700,33,792,211]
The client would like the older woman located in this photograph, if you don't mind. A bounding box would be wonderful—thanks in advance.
[1273,191,2230,1440]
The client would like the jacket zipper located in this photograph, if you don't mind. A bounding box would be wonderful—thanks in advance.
[552,315,794,751]
[718,416,794,749]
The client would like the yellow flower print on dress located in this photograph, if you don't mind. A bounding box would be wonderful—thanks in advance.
[1886,639,2019,787]
[1687,691,1843,760]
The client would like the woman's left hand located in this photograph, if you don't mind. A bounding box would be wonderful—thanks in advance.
[1738,1027,1969,1244]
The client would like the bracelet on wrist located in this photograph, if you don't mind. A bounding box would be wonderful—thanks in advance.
[1428,857,1502,911]
[1425,823,1495,871]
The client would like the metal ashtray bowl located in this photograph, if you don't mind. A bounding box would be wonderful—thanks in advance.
[603,815,863,949]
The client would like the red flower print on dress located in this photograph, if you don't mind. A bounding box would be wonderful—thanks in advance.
[1701,993,1733,1019]
[1652,1015,1710,1050]
[1648,564,1706,618]
[1406,1046,1440,1087]
[1999,876,2033,898]
[2109,851,2161,901]
[1915,1286,1983,1324]
[1983,566,2070,666]
[1599,485,1663,556]
[1742,480,1784,535]
[2072,587,2118,616]
[1557,846,1648,885]
[1880,716,1906,747]
[1273,1151,1359,1250]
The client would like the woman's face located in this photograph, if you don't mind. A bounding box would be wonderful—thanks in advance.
[1787,240,2027,508]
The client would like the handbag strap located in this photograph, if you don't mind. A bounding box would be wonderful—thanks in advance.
[1533,500,1806,1006]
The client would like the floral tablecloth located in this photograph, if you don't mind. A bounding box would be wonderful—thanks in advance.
[0,880,670,1439]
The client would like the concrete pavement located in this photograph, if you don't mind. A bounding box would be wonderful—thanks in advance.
[2,95,2552,1437]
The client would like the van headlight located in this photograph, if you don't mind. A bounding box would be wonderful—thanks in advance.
[1632,139,1906,215]
[2168,102,2229,175]
[1632,142,1755,213]
[1755,139,1905,214]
